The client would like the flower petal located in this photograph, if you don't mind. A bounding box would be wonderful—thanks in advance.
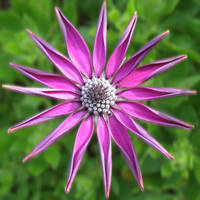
[23,109,87,162]
[117,101,194,129]
[118,86,196,101]
[26,29,84,84]
[118,55,186,88]
[106,13,137,79]
[9,62,78,91]
[112,31,169,84]
[108,114,144,190]
[93,2,107,77]
[65,115,94,193]
[112,108,174,160]
[8,101,81,133]
[2,85,79,100]
[55,7,92,78]
[97,115,112,198]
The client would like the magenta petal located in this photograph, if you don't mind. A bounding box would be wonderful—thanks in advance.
[93,2,107,77]
[2,85,79,100]
[23,110,87,162]
[118,101,194,129]
[118,86,196,101]
[118,55,187,88]
[55,8,92,78]
[9,63,78,91]
[65,116,94,193]
[112,31,169,84]
[112,108,174,160]
[8,101,81,133]
[97,116,112,198]
[106,13,137,79]
[26,29,84,85]
[108,114,143,190]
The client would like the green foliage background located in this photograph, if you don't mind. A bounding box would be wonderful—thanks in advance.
[0,0,200,199]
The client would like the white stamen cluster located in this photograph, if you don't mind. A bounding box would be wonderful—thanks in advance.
[80,77,117,115]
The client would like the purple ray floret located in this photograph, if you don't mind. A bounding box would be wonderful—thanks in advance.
[3,1,196,198]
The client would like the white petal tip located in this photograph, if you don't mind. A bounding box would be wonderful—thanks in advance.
[105,192,110,199]
[139,177,144,191]
[26,29,33,35]
[187,124,195,129]
[9,62,15,66]
[55,7,63,20]
[164,29,170,35]
[23,155,31,163]
[133,11,137,18]
[168,154,175,160]
[2,84,11,90]
[23,158,28,163]
[65,185,71,194]
[178,54,187,60]
[182,54,188,59]
[140,184,144,192]
[8,128,15,134]
[55,7,60,15]
[2,84,6,89]
[105,186,111,198]
[189,90,197,95]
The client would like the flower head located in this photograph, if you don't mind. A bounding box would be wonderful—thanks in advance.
[3,2,195,198]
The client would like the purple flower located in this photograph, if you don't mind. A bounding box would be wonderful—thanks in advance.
[3,2,196,198]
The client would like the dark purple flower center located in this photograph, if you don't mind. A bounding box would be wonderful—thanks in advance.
[80,77,117,115]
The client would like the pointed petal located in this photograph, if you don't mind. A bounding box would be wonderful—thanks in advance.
[106,13,137,79]
[23,109,87,162]
[26,29,84,84]
[8,101,81,133]
[118,86,196,101]
[2,85,79,101]
[97,115,112,198]
[117,101,194,129]
[55,8,92,78]
[65,116,94,193]
[108,114,143,190]
[112,108,174,160]
[93,2,107,77]
[9,63,78,91]
[112,31,169,84]
[118,55,186,88]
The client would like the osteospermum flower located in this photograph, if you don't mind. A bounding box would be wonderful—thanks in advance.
[3,2,196,198]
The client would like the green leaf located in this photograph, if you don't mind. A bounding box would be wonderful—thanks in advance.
[27,157,48,176]
[44,145,60,169]
[161,162,173,177]
[194,160,200,184]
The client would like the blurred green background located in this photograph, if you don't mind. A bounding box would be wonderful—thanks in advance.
[0,0,200,199]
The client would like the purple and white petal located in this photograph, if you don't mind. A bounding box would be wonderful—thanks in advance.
[23,109,87,162]
[65,115,94,193]
[26,29,84,84]
[108,114,144,191]
[93,1,107,77]
[106,13,137,79]
[9,63,78,91]
[112,31,169,84]
[118,101,194,129]
[117,86,196,101]
[55,8,92,78]
[112,108,174,159]
[2,85,79,101]
[8,101,81,133]
[118,55,186,88]
[97,115,112,198]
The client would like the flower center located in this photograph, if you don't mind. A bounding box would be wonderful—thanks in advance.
[80,77,117,115]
